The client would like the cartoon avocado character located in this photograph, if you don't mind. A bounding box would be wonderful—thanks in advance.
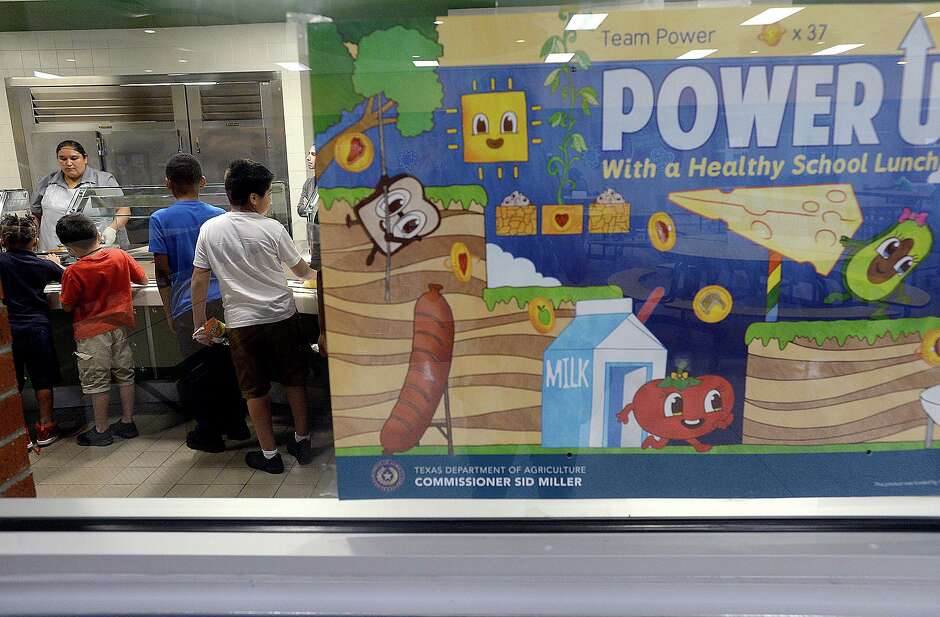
[826,208,933,317]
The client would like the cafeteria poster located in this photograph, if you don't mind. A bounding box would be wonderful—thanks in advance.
[308,4,940,499]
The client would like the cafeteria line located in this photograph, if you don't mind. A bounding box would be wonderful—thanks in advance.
[0,171,336,498]
[0,161,326,459]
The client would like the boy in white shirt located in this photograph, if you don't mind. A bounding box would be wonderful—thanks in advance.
[191,159,317,474]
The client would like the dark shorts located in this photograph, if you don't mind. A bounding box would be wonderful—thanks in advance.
[11,322,60,391]
[227,314,308,399]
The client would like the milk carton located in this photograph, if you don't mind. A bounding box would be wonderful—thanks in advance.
[541,298,667,448]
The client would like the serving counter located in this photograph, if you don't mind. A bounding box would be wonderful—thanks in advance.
[43,279,318,315]
[43,278,316,380]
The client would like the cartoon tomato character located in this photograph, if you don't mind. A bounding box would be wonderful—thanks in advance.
[616,363,734,452]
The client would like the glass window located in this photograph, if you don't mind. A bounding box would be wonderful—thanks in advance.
[0,0,935,521]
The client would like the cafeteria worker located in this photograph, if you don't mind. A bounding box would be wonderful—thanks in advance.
[30,140,130,252]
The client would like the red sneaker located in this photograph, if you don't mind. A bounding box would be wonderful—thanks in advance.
[34,422,59,447]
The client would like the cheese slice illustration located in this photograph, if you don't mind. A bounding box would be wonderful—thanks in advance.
[667,184,863,276]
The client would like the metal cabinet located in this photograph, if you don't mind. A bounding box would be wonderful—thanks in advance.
[185,81,277,183]
[6,72,289,204]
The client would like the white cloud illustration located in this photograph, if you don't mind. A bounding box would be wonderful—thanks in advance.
[486,244,561,288]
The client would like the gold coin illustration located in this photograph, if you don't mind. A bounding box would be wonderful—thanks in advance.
[648,212,677,252]
[449,241,472,283]
[922,330,940,366]
[527,297,555,333]
[693,285,733,323]
[335,131,375,173]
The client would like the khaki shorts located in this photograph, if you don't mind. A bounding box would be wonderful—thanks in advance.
[228,314,308,399]
[76,327,136,395]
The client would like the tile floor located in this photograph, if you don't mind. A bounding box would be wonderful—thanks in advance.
[28,411,337,498]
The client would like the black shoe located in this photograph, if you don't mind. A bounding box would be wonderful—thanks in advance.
[245,450,284,474]
[76,427,113,447]
[224,421,251,441]
[186,429,225,453]
[286,438,314,465]
[109,420,139,439]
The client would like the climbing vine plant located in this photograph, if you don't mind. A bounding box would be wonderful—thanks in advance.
[540,9,599,204]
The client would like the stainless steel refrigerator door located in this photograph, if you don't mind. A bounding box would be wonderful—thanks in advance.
[7,74,287,201]
[187,82,271,184]
[97,85,191,187]
[99,128,186,187]
[190,126,270,184]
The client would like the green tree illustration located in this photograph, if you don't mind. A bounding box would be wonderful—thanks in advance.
[308,23,443,177]
[540,9,599,204]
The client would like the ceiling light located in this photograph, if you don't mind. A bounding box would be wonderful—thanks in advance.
[65,58,76,62]
[144,29,156,34]
[144,69,153,73]
[749,50,759,54]
[33,71,61,79]
[121,81,218,87]
[740,7,805,26]
[544,52,575,63]
[178,59,189,63]
[812,43,864,56]
[276,62,311,71]
[412,60,439,67]
[515,39,526,43]
[292,13,333,24]
[676,49,718,60]
[565,13,608,30]
[898,60,908,65]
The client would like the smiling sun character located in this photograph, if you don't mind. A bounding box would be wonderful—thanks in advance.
[461,90,529,163]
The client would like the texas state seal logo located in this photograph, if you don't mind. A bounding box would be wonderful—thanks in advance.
[371,460,405,492]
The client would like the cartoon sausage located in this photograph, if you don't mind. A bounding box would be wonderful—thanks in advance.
[380,283,455,454]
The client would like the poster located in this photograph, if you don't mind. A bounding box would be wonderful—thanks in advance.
[309,4,940,499]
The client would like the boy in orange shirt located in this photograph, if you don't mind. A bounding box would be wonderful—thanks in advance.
[57,214,148,446]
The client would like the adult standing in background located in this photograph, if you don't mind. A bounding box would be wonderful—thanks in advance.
[297,143,327,356]
[31,140,130,252]
[297,143,320,271]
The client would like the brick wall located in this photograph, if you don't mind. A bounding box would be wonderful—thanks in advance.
[0,283,35,498]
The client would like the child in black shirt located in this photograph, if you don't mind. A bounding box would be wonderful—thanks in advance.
[0,214,64,446]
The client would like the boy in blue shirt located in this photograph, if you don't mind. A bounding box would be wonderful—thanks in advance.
[149,154,247,452]
[0,214,63,447]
